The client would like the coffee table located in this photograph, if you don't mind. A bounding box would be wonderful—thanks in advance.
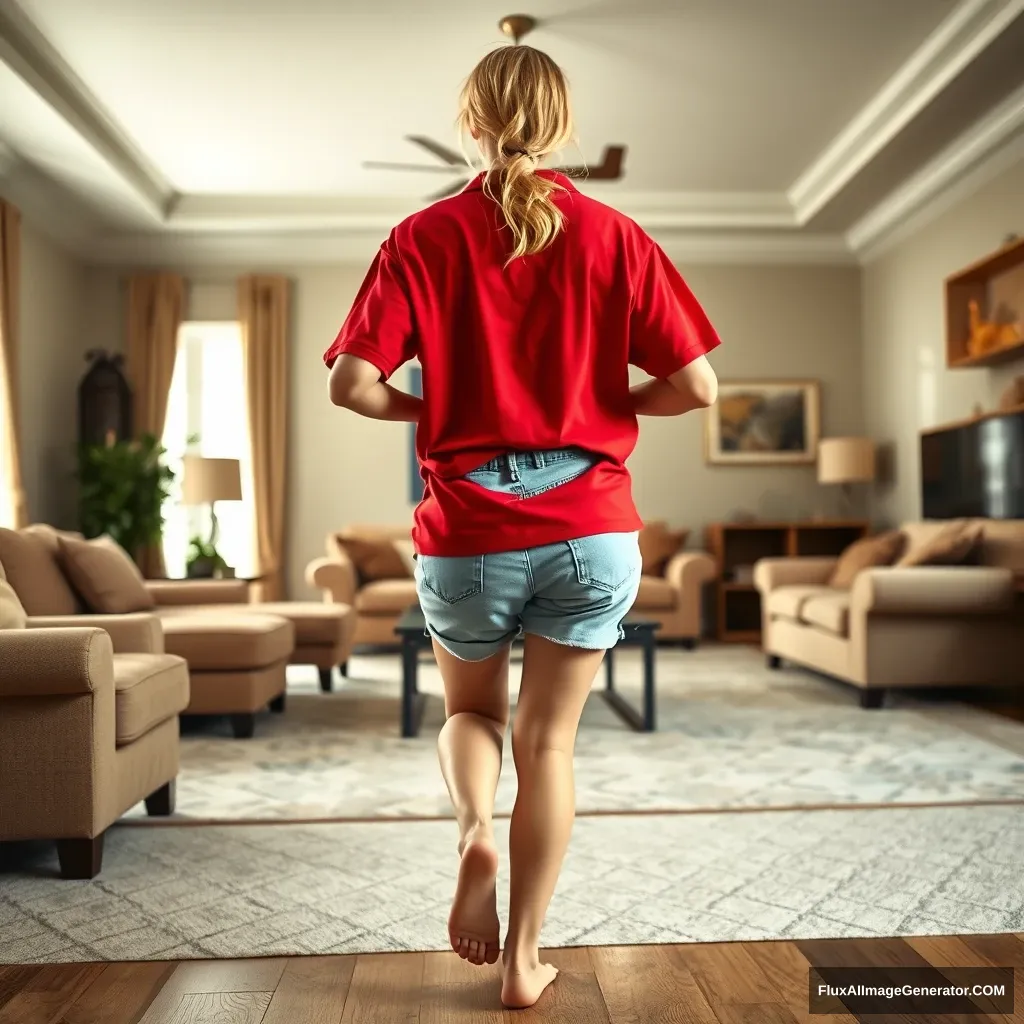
[394,606,661,738]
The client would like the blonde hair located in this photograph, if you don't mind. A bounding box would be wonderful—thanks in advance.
[458,46,574,263]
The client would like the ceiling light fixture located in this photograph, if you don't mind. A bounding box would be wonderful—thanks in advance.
[499,14,537,44]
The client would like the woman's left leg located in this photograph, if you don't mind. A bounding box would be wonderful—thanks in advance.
[434,639,510,966]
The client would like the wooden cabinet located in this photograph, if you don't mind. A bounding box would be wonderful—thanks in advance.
[945,237,1024,369]
[705,521,868,643]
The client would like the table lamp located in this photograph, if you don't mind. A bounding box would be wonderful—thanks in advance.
[817,437,876,516]
[182,456,242,571]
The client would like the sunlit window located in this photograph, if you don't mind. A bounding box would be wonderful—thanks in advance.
[161,322,256,578]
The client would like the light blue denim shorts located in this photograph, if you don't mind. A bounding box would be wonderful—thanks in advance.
[415,448,642,661]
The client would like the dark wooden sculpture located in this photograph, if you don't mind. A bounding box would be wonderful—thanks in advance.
[79,349,133,446]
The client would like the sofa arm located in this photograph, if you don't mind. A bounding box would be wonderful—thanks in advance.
[145,579,250,605]
[851,566,1015,616]
[0,628,114,697]
[306,556,358,606]
[754,557,838,593]
[664,551,717,593]
[27,612,163,654]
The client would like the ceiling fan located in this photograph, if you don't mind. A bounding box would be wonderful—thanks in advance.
[363,14,627,201]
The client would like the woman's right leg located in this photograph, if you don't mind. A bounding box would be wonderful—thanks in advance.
[502,633,605,1009]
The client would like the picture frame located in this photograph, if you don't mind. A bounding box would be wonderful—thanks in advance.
[705,379,821,466]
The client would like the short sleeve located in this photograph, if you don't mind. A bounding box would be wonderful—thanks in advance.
[323,235,417,378]
[629,242,721,378]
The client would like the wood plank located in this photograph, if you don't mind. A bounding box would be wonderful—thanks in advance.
[591,945,718,1024]
[960,934,1024,970]
[0,964,104,1024]
[508,963,610,1024]
[674,942,782,1008]
[904,937,1012,1020]
[0,967,39,1016]
[165,991,273,1024]
[340,953,423,1024]
[541,947,593,974]
[137,958,288,1023]
[745,941,858,1024]
[711,1006,799,1024]
[418,952,504,1024]
[261,956,355,1024]
[61,962,176,1024]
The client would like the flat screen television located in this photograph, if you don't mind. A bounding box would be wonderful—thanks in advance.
[920,409,1024,519]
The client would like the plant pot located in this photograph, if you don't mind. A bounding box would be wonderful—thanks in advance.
[186,558,217,579]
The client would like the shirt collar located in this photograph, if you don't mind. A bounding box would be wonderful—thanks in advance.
[463,169,580,194]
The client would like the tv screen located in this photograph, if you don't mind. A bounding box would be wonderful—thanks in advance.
[921,410,1024,519]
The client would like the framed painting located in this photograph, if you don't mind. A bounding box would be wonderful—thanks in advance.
[705,379,821,466]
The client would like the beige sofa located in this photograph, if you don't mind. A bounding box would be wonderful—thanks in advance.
[0,568,189,879]
[755,519,1024,707]
[306,521,716,650]
[0,525,357,737]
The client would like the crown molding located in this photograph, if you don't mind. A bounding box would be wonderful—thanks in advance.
[847,82,1024,258]
[789,0,1024,223]
[0,0,174,220]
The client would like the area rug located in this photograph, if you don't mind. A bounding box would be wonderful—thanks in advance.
[123,645,1024,822]
[2,804,1022,963]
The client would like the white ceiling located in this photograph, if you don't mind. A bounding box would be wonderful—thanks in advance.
[0,0,1022,263]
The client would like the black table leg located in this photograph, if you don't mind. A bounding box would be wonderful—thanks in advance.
[400,637,427,738]
[600,629,656,732]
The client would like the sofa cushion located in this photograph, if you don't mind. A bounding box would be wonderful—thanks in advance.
[897,519,983,568]
[333,533,411,582]
[828,530,905,589]
[113,653,190,745]
[976,519,1024,582]
[0,580,27,630]
[356,579,419,614]
[634,575,676,610]
[799,593,850,636]
[58,535,156,615]
[159,612,294,670]
[638,521,688,576]
[766,585,834,621]
[233,602,353,646]
[0,528,82,616]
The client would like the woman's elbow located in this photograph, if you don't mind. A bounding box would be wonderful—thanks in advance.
[694,374,718,407]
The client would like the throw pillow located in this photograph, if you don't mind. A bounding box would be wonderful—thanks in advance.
[58,535,156,615]
[0,527,83,616]
[333,534,411,581]
[897,520,984,568]
[638,522,689,576]
[0,579,27,630]
[828,530,906,589]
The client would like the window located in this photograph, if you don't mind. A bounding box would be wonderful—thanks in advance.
[161,322,257,578]
[0,356,13,528]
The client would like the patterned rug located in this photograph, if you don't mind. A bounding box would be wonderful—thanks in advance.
[2,804,1022,963]
[123,645,1024,821]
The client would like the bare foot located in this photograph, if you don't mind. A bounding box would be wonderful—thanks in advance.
[448,835,500,966]
[501,960,559,1009]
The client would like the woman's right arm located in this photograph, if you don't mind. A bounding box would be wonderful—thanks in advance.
[631,355,718,416]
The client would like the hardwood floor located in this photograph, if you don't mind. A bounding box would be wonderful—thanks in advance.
[1,935,1021,1023]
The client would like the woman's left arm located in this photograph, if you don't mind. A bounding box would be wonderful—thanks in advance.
[329,354,423,423]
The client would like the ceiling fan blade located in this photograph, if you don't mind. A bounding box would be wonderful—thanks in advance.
[428,178,470,201]
[554,145,626,180]
[363,161,463,173]
[407,135,470,167]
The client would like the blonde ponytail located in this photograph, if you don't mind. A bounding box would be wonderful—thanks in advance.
[458,46,575,264]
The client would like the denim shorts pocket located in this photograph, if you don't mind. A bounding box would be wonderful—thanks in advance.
[567,533,641,593]
[416,554,484,605]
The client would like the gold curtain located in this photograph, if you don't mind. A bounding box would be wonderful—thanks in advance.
[125,272,185,577]
[0,201,27,528]
[239,275,289,602]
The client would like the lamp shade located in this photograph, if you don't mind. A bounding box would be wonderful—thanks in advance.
[182,456,242,504]
[818,437,876,484]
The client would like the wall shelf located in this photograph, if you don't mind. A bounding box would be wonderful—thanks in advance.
[945,237,1024,369]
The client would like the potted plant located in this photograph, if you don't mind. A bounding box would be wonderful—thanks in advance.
[75,433,175,563]
[185,536,227,579]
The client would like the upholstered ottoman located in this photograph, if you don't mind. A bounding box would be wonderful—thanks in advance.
[159,613,294,738]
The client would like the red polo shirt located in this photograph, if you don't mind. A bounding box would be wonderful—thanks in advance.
[324,170,720,556]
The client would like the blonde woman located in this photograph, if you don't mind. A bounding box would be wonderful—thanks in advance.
[327,45,719,1009]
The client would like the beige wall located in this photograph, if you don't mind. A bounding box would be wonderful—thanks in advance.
[862,155,1024,527]
[80,261,864,599]
[19,220,88,528]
